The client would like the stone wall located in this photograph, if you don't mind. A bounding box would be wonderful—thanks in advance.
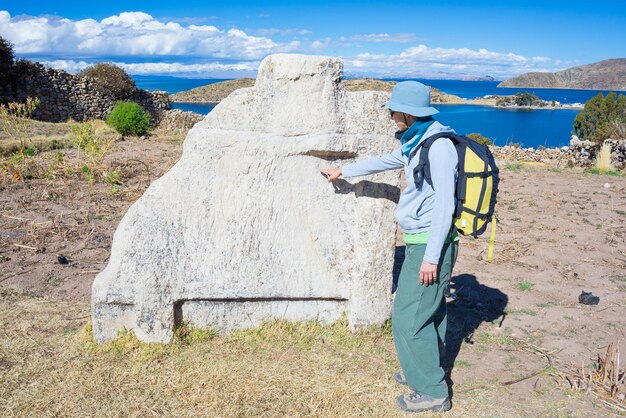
[491,137,626,171]
[0,62,170,123]
[603,139,626,169]
[156,109,204,133]
[567,137,626,170]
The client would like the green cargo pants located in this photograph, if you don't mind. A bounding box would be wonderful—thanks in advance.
[392,241,458,399]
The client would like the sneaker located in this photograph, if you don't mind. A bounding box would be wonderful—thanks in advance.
[393,371,407,385]
[396,391,451,413]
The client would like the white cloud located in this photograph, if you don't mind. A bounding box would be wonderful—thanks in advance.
[310,38,332,49]
[0,10,298,60]
[160,16,218,25]
[41,59,259,77]
[349,33,421,43]
[0,10,563,78]
[248,28,312,37]
[343,44,560,78]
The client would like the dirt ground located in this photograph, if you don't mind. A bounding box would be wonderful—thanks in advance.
[1,125,625,416]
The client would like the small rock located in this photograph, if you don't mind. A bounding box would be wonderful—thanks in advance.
[57,255,69,265]
[603,183,611,189]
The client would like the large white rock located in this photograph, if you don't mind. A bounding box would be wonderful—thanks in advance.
[92,54,401,343]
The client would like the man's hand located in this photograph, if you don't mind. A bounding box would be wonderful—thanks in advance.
[419,261,438,286]
[320,167,342,182]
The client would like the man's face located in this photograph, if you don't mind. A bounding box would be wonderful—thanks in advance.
[390,110,409,131]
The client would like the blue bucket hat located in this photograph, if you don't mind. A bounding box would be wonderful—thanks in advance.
[385,81,439,117]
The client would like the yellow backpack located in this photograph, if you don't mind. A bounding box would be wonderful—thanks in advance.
[410,133,500,260]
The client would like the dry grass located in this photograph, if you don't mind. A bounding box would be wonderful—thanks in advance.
[0,288,402,417]
[1,287,609,417]
[1,120,125,185]
[561,342,626,413]
[0,116,78,156]
[596,143,615,172]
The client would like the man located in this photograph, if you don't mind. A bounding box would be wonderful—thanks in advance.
[320,81,459,414]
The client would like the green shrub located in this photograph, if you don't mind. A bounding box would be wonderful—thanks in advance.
[79,63,137,99]
[106,101,151,136]
[573,92,626,144]
[467,133,493,146]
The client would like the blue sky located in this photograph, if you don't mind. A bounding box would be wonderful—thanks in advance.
[1,0,624,79]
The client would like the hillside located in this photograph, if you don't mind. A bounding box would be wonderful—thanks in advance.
[498,58,626,90]
[171,78,496,105]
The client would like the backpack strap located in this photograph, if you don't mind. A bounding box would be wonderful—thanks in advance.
[409,132,459,190]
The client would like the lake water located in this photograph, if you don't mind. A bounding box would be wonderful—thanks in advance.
[134,76,624,149]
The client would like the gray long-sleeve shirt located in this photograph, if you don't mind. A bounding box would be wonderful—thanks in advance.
[342,121,458,264]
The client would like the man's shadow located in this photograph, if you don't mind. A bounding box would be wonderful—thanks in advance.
[329,179,400,203]
[392,247,508,395]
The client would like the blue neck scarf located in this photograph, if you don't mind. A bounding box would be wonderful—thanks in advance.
[398,117,435,157]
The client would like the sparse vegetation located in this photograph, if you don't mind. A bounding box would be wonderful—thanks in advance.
[505,308,538,316]
[517,281,534,292]
[1,116,120,185]
[0,97,40,152]
[70,122,115,165]
[505,162,521,170]
[455,360,472,368]
[583,167,621,176]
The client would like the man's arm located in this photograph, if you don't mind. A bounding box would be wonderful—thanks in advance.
[321,148,404,182]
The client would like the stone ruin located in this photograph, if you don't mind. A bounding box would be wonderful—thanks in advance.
[0,62,169,123]
[92,54,401,343]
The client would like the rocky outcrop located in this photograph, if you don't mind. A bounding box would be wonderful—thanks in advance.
[92,54,401,343]
[0,62,170,123]
[498,59,626,91]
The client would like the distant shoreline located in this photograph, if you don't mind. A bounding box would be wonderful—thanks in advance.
[171,99,583,112]
[169,78,583,111]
